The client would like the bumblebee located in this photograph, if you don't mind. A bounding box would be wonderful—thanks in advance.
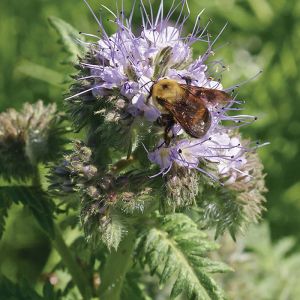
[150,79,231,142]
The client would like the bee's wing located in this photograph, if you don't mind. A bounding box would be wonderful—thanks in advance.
[180,84,231,106]
[162,94,211,138]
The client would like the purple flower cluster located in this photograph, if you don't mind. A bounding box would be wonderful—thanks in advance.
[147,132,263,184]
[75,0,264,185]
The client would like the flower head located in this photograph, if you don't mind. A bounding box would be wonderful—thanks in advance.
[68,0,261,186]
[64,0,267,240]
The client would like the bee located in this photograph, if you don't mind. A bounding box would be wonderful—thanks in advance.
[150,78,231,143]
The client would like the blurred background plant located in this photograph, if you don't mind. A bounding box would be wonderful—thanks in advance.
[0,0,299,299]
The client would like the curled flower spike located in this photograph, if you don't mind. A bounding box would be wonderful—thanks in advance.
[0,101,67,181]
[67,0,263,187]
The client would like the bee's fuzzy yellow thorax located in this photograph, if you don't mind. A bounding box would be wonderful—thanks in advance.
[151,79,185,112]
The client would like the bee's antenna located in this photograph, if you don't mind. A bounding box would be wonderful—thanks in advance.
[224,70,263,92]
[140,79,156,99]
[140,79,154,91]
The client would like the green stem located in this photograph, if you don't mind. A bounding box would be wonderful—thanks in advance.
[99,230,136,300]
[52,224,92,300]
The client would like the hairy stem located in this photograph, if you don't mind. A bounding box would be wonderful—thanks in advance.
[99,230,136,300]
[52,224,93,300]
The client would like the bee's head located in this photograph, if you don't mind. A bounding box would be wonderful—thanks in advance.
[151,79,184,105]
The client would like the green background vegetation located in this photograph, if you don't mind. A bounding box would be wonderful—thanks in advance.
[0,0,299,298]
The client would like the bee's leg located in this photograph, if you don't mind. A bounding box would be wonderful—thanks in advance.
[164,129,171,146]
[164,118,176,146]
[156,114,170,127]
[155,114,175,146]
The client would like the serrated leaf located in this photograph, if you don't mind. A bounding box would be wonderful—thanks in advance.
[136,213,231,300]
[198,185,245,240]
[0,186,55,238]
[102,214,126,251]
[48,16,85,63]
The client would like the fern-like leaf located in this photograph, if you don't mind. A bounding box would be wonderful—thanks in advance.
[0,186,55,238]
[136,213,231,300]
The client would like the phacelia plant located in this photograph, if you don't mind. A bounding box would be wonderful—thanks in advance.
[0,1,267,300]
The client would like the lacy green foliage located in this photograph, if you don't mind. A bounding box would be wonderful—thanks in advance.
[48,16,86,64]
[136,213,231,300]
[0,186,55,238]
[0,101,67,181]
[198,151,266,239]
[101,215,126,252]
[198,185,244,239]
